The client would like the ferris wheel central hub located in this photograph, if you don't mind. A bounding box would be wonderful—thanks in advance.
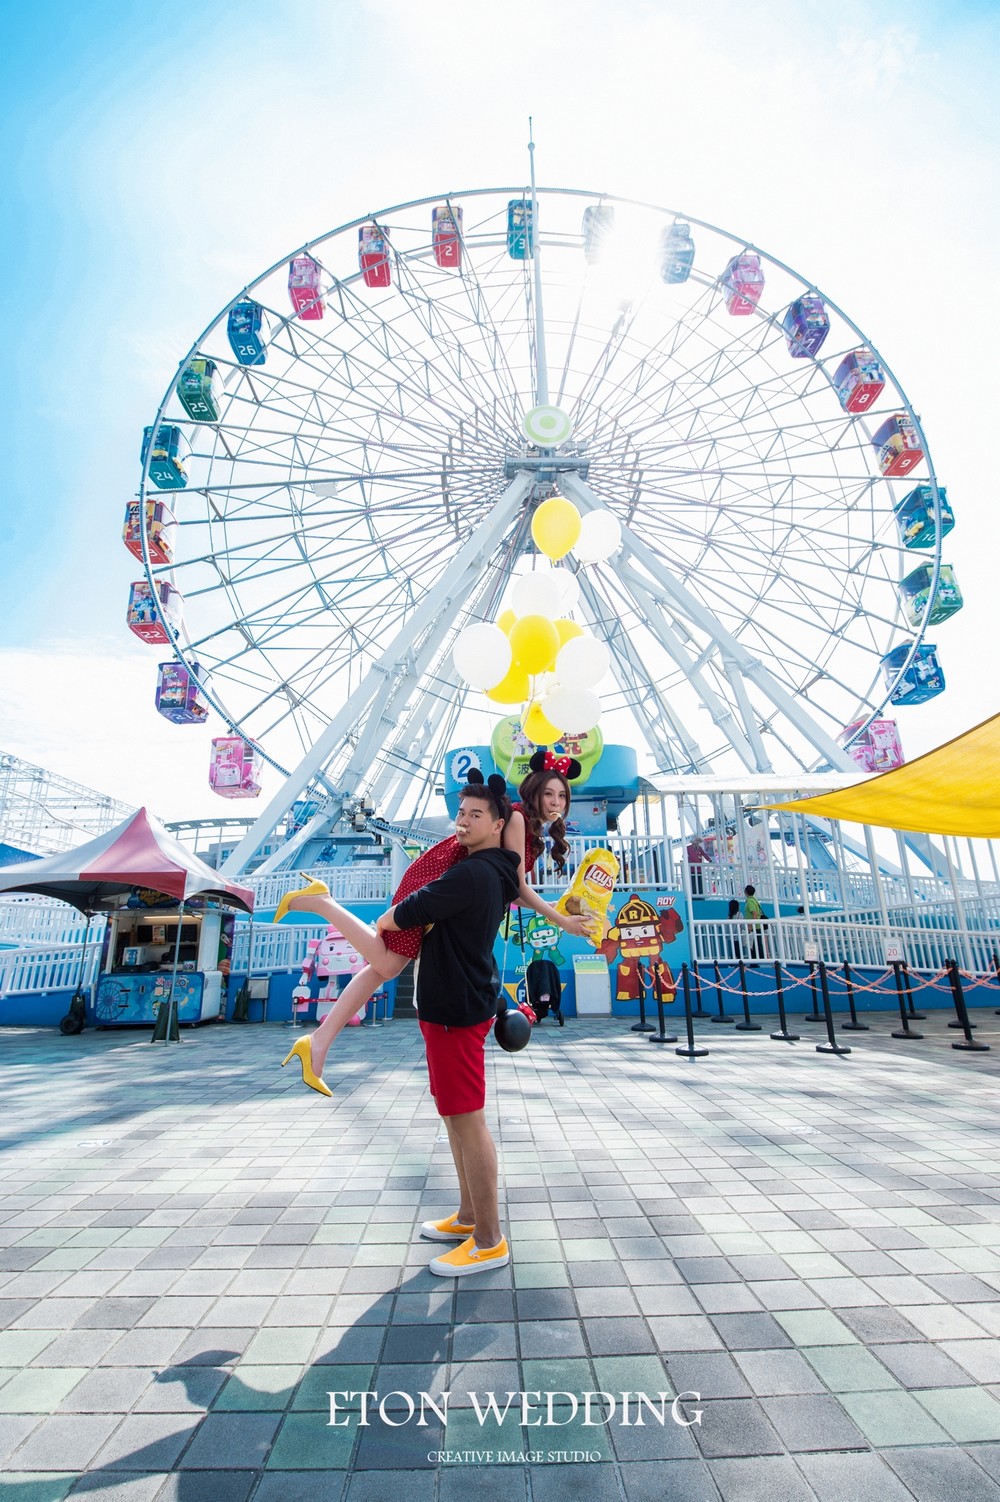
[504,453,591,485]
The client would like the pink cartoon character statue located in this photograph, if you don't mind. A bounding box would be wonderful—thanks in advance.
[292,927,367,1023]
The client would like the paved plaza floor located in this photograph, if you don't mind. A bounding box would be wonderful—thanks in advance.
[2,1010,1000,1501]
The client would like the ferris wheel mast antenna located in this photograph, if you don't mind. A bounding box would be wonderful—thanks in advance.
[527,117,550,406]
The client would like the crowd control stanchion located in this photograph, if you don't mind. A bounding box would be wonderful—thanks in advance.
[676,963,708,1059]
[649,966,678,1046]
[711,962,734,1024]
[902,962,925,1021]
[645,961,678,1045]
[892,962,923,1039]
[771,961,799,1043]
[735,959,762,1032]
[631,963,655,1034]
[816,960,851,1056]
[946,959,989,1052]
[841,961,869,1032]
[691,962,711,1018]
[804,961,825,1023]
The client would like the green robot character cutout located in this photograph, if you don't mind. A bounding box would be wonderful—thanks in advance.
[523,912,566,966]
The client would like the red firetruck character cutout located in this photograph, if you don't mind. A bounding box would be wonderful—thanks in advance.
[598,895,684,1005]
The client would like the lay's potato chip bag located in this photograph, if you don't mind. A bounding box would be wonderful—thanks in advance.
[555,847,620,947]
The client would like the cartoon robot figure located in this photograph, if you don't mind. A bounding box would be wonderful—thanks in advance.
[293,927,366,1023]
[523,913,565,966]
[598,894,685,1005]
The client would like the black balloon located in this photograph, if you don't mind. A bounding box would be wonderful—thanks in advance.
[494,1006,531,1053]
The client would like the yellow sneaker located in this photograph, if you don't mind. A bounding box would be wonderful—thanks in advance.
[420,1213,475,1242]
[273,878,330,924]
[429,1235,510,1277]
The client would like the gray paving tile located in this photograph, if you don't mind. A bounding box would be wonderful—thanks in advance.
[57,1367,156,1413]
[666,1352,753,1399]
[155,1474,258,1502]
[693,1398,784,1458]
[709,1454,818,1501]
[797,1450,932,1502]
[439,1467,529,1501]
[380,1323,449,1363]
[584,1317,656,1355]
[710,1314,793,1350]
[837,1305,925,1343]
[243,1474,347,1502]
[871,1339,979,1387]
[178,1410,282,1468]
[346,1471,436,1502]
[618,1459,721,1502]
[760,1393,866,1451]
[731,1349,826,1397]
[517,1321,587,1358]
[528,1464,621,1501]
[884,1445,1000,1502]
[89,1412,200,1470]
[352,1412,443,1469]
[451,1320,517,1361]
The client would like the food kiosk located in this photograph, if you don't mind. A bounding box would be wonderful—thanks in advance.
[92,899,234,1027]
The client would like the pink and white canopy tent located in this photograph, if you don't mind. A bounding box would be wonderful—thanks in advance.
[0,807,254,914]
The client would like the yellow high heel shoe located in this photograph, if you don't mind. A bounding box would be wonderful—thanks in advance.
[273,877,330,924]
[281,1034,332,1097]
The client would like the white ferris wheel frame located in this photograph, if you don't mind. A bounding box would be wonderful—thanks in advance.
[131,184,948,876]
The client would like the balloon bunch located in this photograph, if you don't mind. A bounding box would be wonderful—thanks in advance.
[451,497,623,745]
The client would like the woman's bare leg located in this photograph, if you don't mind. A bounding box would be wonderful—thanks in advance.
[285,892,395,972]
[310,955,407,1076]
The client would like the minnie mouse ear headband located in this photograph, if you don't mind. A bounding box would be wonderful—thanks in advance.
[465,769,511,809]
[528,749,582,780]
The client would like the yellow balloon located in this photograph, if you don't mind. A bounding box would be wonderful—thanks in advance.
[485,663,530,704]
[531,497,582,561]
[555,618,584,647]
[523,701,562,746]
[497,608,516,634]
[509,614,560,674]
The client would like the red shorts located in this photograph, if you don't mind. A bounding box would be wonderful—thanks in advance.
[384,837,466,961]
[419,1017,494,1117]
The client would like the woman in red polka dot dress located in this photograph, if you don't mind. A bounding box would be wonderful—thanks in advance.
[276,753,590,1093]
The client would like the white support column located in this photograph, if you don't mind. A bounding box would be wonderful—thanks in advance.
[576,572,704,772]
[221,473,534,875]
[722,659,774,774]
[614,562,760,770]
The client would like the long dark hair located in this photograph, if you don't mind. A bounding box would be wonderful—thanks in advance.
[517,769,573,872]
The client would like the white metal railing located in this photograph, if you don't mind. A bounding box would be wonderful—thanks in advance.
[0,899,106,949]
[0,943,102,999]
[232,923,323,976]
[691,918,1000,976]
[247,866,393,911]
[534,834,676,889]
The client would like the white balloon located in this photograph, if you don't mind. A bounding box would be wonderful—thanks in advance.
[556,634,611,688]
[574,509,623,564]
[510,570,556,617]
[542,685,603,734]
[452,623,512,690]
[551,569,580,613]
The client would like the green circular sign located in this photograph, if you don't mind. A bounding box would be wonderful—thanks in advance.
[523,404,572,447]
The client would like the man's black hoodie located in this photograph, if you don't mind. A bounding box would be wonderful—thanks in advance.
[393,846,521,1027]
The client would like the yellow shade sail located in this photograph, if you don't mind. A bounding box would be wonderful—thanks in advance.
[764,712,1000,837]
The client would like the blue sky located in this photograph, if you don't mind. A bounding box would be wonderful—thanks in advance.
[1,0,998,817]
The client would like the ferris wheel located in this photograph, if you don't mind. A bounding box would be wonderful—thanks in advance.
[132,181,955,871]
